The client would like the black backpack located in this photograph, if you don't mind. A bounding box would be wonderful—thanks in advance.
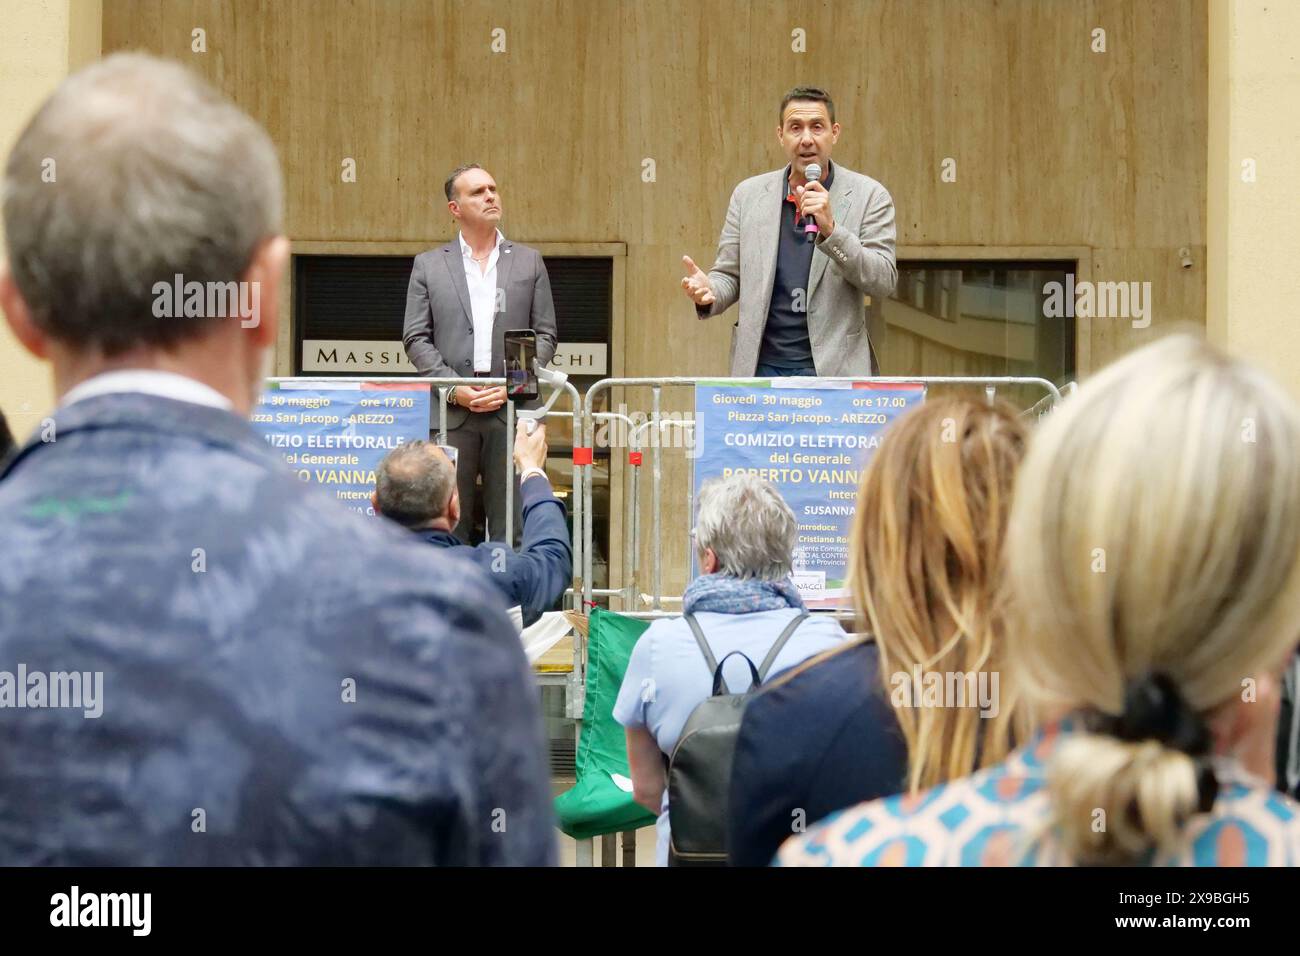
[666,611,808,866]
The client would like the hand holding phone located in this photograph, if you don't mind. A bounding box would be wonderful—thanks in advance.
[513,421,547,472]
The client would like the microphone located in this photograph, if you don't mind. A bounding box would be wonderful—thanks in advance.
[801,162,822,236]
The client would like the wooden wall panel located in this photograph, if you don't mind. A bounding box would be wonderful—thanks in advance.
[103,0,1208,599]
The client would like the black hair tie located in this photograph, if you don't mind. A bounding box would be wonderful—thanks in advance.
[1088,672,1220,814]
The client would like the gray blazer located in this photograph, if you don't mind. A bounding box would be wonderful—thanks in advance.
[699,163,897,376]
[403,236,558,427]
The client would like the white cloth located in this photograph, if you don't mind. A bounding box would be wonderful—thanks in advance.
[459,229,503,372]
[516,610,573,664]
[60,370,234,411]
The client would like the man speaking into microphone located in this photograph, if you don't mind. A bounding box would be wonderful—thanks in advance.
[681,87,897,377]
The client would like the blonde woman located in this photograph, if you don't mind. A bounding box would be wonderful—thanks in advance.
[779,335,1300,866]
[728,395,1027,865]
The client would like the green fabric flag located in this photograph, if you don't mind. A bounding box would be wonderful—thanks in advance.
[554,608,658,839]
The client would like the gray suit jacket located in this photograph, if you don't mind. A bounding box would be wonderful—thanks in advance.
[698,163,897,376]
[403,236,558,427]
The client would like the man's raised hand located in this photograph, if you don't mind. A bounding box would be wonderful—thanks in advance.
[513,421,548,472]
[680,255,715,307]
[797,181,834,235]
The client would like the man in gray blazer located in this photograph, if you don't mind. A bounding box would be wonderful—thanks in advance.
[682,87,897,377]
[403,164,557,544]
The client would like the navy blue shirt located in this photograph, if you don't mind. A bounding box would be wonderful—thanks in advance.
[758,161,836,370]
[419,473,571,628]
[727,637,907,866]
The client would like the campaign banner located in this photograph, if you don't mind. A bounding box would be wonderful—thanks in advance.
[251,381,431,516]
[693,379,925,608]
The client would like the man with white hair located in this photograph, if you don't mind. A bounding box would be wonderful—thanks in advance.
[613,472,847,865]
[0,53,553,865]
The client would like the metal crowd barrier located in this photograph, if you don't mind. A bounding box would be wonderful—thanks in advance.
[578,374,1063,620]
[265,372,1064,694]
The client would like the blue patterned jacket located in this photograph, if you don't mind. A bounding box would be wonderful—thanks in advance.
[0,393,555,865]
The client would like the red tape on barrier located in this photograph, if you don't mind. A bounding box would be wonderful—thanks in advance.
[628,452,643,466]
[572,446,594,466]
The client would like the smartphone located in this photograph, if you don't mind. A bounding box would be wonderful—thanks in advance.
[503,329,538,401]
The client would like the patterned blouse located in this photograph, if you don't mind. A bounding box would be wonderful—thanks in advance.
[776,720,1300,866]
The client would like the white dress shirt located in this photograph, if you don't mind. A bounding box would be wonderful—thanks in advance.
[459,229,504,373]
[60,369,234,411]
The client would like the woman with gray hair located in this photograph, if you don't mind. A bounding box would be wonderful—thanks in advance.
[613,471,848,865]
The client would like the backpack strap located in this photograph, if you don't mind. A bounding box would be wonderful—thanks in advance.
[686,613,758,695]
[710,650,761,697]
[683,612,719,675]
[755,611,809,683]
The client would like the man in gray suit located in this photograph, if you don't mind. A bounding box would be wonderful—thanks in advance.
[682,86,897,377]
[403,164,557,544]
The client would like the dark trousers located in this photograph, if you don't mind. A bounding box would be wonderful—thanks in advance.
[444,410,522,546]
[755,363,818,378]
[756,350,880,378]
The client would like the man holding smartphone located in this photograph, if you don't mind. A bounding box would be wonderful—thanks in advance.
[403,164,558,544]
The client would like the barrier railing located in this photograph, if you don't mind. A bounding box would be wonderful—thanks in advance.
[265,373,1062,681]
[579,374,1063,621]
